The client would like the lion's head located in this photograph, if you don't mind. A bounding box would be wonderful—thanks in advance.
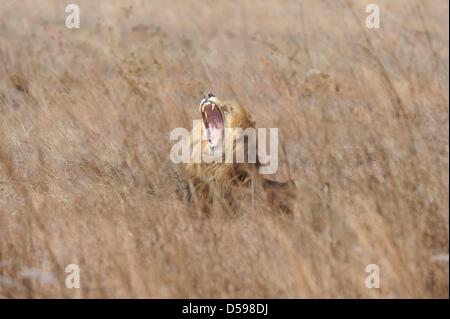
[198,94,256,150]
[185,94,258,190]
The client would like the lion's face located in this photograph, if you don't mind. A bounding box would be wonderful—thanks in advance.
[199,94,255,149]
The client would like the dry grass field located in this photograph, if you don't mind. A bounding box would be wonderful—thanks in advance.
[0,0,448,298]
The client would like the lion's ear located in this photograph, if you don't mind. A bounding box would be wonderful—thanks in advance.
[248,114,256,126]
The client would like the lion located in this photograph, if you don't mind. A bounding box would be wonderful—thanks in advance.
[181,94,297,214]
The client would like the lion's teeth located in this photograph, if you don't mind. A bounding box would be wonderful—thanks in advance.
[212,104,215,110]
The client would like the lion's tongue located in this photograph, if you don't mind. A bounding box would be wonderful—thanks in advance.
[208,113,223,146]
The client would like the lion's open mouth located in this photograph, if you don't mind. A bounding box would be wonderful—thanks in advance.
[200,99,224,148]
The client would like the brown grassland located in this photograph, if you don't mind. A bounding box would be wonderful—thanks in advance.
[0,0,448,298]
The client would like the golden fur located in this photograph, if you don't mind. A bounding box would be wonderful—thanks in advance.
[182,96,296,214]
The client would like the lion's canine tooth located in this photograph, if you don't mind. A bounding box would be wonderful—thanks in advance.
[212,104,215,110]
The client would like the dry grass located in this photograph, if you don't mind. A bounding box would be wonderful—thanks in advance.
[0,0,448,298]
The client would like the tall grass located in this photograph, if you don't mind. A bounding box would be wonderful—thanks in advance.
[0,0,448,298]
